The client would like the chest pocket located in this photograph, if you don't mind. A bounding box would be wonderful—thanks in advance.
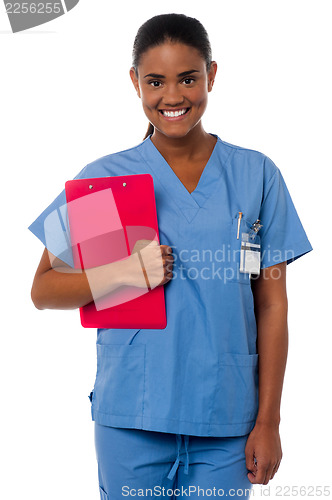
[227,213,257,285]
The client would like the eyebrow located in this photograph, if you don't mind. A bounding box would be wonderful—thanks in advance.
[143,69,200,79]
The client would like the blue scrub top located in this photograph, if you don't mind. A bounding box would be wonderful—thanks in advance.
[28,134,313,437]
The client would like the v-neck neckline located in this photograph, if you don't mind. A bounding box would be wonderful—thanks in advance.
[138,134,221,223]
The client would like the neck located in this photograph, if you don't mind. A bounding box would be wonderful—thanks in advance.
[150,123,213,162]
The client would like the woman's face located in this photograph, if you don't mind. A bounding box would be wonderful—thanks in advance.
[130,42,217,139]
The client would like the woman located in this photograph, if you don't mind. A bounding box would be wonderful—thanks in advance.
[29,13,313,499]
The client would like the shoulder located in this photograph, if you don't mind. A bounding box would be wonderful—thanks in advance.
[88,139,146,165]
[215,136,279,182]
[75,139,148,179]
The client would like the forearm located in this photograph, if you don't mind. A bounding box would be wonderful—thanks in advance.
[255,301,288,426]
[31,254,141,310]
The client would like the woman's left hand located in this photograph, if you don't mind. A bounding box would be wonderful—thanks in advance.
[245,421,282,485]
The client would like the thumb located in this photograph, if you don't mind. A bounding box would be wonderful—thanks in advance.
[245,443,257,479]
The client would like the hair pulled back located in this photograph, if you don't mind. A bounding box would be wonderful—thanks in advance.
[131,13,212,140]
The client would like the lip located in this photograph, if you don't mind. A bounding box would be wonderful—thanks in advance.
[158,107,191,121]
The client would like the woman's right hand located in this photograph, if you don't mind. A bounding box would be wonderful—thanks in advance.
[126,240,174,289]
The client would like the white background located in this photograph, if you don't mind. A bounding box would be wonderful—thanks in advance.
[1,1,330,499]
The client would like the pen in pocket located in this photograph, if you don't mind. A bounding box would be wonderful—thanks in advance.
[237,212,243,240]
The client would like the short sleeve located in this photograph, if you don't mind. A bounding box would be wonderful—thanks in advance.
[259,156,313,268]
[28,164,89,267]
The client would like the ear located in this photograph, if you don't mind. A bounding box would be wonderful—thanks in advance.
[129,67,141,98]
[207,61,217,92]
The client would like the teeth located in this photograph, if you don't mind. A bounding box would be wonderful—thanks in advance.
[162,108,187,117]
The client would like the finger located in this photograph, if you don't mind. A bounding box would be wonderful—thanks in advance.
[244,441,255,470]
[163,252,173,264]
[164,260,173,272]
[163,256,173,273]
[164,251,173,261]
[161,244,172,254]
[164,271,172,281]
[164,253,174,264]
[249,459,269,485]
[164,267,173,283]
[270,461,280,480]
[257,466,268,485]
[263,464,275,485]
[245,449,258,484]
[165,262,173,274]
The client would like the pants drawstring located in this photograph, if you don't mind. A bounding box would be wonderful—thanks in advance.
[184,435,190,475]
[167,434,190,480]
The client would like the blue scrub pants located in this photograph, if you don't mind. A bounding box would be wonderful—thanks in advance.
[94,423,253,499]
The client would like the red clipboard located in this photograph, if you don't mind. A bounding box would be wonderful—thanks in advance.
[64,174,167,329]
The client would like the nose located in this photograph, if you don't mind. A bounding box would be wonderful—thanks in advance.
[161,84,185,107]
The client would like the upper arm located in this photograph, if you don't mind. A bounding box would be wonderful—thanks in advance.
[251,261,288,311]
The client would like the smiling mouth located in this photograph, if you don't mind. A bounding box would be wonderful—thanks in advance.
[159,107,190,118]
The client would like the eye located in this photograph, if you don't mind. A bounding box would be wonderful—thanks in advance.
[149,80,162,88]
[183,77,195,85]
